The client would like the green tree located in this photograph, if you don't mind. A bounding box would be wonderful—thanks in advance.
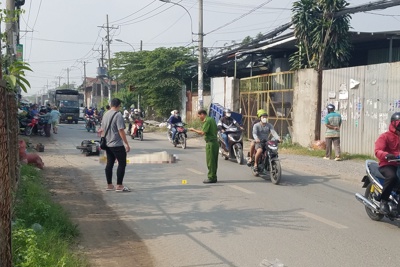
[112,88,136,109]
[290,0,352,70]
[112,47,197,117]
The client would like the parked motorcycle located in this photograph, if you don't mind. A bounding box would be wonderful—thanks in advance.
[247,139,282,184]
[218,126,244,164]
[24,116,50,137]
[355,159,400,221]
[131,119,144,141]
[167,122,187,149]
[85,116,97,132]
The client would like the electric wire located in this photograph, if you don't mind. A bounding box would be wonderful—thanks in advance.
[205,0,273,36]
[27,0,43,61]
[110,0,158,23]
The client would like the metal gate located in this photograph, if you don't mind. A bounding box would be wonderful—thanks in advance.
[240,71,294,140]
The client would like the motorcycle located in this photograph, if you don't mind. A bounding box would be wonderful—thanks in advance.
[19,117,32,135]
[167,122,187,149]
[130,119,144,141]
[218,126,244,164]
[355,159,400,221]
[24,116,50,137]
[85,116,97,132]
[247,139,282,184]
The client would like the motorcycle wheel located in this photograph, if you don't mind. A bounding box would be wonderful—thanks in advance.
[25,126,33,136]
[235,144,244,165]
[92,125,96,133]
[364,183,384,221]
[270,160,282,185]
[180,135,186,149]
[139,131,143,141]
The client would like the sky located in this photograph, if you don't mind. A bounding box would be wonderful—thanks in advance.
[1,0,399,97]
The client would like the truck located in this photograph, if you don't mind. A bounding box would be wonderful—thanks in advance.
[55,89,80,124]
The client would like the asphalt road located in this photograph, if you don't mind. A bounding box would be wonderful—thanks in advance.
[37,122,400,267]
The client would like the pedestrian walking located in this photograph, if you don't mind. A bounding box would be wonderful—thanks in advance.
[98,98,131,192]
[323,104,342,161]
[50,106,61,134]
[189,109,219,183]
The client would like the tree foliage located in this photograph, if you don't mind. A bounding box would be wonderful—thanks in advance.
[112,88,136,110]
[112,47,197,117]
[290,0,352,70]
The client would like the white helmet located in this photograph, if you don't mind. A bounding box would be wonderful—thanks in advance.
[134,109,138,112]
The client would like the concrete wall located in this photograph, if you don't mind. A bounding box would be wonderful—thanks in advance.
[292,69,319,147]
[191,94,211,119]
[210,76,240,112]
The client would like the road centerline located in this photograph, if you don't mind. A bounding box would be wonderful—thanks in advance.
[228,185,255,194]
[298,211,348,229]
[186,168,204,175]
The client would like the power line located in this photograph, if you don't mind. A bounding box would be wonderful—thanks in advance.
[205,0,273,36]
[110,0,158,23]
[116,2,177,26]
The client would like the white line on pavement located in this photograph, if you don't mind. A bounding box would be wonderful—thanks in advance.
[298,211,348,229]
[186,168,204,175]
[228,185,255,194]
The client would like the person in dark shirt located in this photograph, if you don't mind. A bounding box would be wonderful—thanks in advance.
[217,109,243,151]
[168,110,182,143]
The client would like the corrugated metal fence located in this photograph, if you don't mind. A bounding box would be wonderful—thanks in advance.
[321,62,400,156]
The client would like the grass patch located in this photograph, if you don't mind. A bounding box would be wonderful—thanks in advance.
[12,165,87,267]
[279,142,375,161]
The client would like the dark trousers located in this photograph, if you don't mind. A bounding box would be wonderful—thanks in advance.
[105,146,127,185]
[379,165,399,201]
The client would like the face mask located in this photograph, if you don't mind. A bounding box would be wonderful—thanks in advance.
[261,118,267,123]
[395,121,400,131]
[226,113,231,117]
[175,114,179,117]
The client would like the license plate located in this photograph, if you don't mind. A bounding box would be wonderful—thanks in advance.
[68,116,72,120]
[91,145,97,152]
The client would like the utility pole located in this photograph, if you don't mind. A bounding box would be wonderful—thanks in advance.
[83,61,88,107]
[98,15,118,103]
[66,68,70,89]
[140,40,143,51]
[198,0,204,110]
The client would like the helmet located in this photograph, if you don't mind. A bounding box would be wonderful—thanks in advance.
[224,108,231,113]
[137,109,141,113]
[134,109,138,112]
[327,104,335,111]
[391,112,400,122]
[257,109,267,118]
[259,112,268,117]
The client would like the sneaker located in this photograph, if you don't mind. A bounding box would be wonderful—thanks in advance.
[323,157,330,160]
[334,157,342,161]
[203,179,217,184]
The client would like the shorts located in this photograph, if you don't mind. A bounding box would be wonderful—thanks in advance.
[52,121,59,127]
[255,142,265,151]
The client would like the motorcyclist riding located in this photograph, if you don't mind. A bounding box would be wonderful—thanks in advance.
[217,109,243,151]
[130,109,143,137]
[168,110,182,144]
[247,109,267,164]
[252,112,280,175]
[374,112,400,214]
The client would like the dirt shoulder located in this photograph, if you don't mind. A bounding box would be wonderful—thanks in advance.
[30,136,154,267]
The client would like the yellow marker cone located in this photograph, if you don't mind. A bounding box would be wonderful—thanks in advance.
[181,180,187,184]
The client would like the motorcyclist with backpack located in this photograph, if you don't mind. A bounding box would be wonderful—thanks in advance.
[375,112,400,214]
[217,109,243,151]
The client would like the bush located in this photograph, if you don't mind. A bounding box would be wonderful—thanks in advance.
[12,165,87,267]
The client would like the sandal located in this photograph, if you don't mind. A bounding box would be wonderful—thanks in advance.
[105,185,115,191]
[115,186,131,192]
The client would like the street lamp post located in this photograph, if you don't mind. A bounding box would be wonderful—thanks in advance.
[115,39,136,51]
[160,0,204,110]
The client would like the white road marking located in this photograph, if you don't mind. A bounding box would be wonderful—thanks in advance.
[186,168,204,175]
[228,185,255,194]
[298,211,348,229]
